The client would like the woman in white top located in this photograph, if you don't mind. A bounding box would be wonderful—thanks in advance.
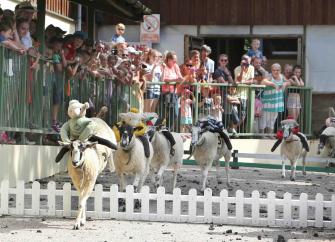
[143,49,162,113]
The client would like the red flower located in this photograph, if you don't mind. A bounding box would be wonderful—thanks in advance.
[276,130,283,140]
[292,126,300,134]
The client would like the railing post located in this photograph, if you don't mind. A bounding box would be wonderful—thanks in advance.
[304,88,312,135]
[247,86,255,134]
[231,149,239,169]
[194,82,199,123]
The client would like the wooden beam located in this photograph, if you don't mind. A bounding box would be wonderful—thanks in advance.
[87,4,95,41]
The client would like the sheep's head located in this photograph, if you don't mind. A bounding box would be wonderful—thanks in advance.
[59,140,97,167]
[280,119,299,141]
[119,124,135,150]
[318,134,335,156]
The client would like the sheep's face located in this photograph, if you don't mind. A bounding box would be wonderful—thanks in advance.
[318,134,334,156]
[59,140,97,168]
[120,125,135,149]
[282,124,295,140]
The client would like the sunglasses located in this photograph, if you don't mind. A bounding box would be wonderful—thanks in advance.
[220,59,228,62]
[186,64,192,67]
[122,54,128,57]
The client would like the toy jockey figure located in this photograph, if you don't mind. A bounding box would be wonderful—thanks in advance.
[271,117,309,152]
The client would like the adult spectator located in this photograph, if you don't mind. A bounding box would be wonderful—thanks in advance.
[287,65,305,120]
[0,21,25,53]
[283,64,293,81]
[234,55,254,84]
[252,57,269,84]
[200,44,215,82]
[142,49,162,113]
[111,23,126,43]
[15,1,36,49]
[161,51,184,131]
[260,63,290,135]
[213,54,233,83]
[16,17,30,49]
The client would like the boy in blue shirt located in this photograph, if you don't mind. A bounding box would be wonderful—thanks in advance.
[246,38,263,59]
[0,21,25,54]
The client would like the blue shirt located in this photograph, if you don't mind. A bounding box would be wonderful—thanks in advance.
[246,49,263,59]
[0,34,6,43]
[111,34,125,43]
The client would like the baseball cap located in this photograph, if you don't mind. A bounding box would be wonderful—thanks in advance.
[15,2,36,12]
[126,46,139,55]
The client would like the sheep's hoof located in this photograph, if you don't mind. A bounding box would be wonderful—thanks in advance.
[290,176,295,181]
[134,199,141,209]
[73,224,80,230]
[281,174,285,178]
[80,221,85,226]
[226,182,232,189]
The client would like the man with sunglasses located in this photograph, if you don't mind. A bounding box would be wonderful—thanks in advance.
[111,23,126,44]
[213,54,233,83]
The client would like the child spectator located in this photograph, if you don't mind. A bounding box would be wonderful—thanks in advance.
[111,23,126,43]
[50,36,67,132]
[198,85,213,119]
[211,94,224,122]
[180,89,194,133]
[287,65,304,120]
[246,38,263,59]
[0,21,25,54]
[16,17,31,49]
[28,35,41,70]
[225,84,240,136]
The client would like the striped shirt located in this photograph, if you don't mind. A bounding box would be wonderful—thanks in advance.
[261,75,285,113]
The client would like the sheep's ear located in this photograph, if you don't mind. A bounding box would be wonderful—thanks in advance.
[58,141,71,147]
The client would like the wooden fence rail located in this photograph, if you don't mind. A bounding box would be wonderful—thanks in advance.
[0,180,334,228]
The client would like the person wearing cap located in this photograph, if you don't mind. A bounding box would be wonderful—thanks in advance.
[200,44,215,82]
[15,1,36,49]
[198,84,213,119]
[111,23,126,44]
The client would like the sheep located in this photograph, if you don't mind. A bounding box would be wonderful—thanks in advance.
[191,127,232,192]
[318,126,335,166]
[58,118,117,230]
[279,119,309,181]
[114,124,153,208]
[149,128,184,189]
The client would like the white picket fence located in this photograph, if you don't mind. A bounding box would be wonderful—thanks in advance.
[1,180,335,228]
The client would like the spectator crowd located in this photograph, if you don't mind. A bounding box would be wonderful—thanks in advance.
[0,2,306,141]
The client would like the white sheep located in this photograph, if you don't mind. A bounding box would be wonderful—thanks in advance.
[278,119,309,181]
[114,125,153,204]
[58,118,117,230]
[149,129,184,189]
[192,128,232,191]
[318,126,335,165]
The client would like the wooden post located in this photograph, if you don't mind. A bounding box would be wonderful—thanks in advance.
[87,4,95,41]
[36,0,46,54]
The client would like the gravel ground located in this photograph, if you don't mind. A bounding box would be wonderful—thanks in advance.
[3,166,335,241]
[0,217,334,242]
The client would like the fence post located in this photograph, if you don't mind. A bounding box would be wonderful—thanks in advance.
[247,86,255,133]
[110,184,118,219]
[16,180,25,215]
[172,188,181,222]
[0,180,9,215]
[231,150,239,169]
[315,193,324,228]
[141,186,150,221]
[332,194,335,228]
[251,190,260,226]
[157,186,165,221]
[32,181,40,216]
[299,193,308,228]
[283,192,292,227]
[62,183,71,217]
[188,188,197,223]
[125,185,134,220]
[47,181,56,217]
[219,189,228,224]
[267,191,276,227]
[236,190,244,225]
[94,184,103,219]
[204,188,212,223]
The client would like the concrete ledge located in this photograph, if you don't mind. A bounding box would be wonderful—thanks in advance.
[0,145,67,186]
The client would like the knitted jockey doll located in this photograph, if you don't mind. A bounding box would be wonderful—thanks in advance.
[271,117,309,152]
[143,112,176,156]
[55,100,117,163]
[113,108,150,158]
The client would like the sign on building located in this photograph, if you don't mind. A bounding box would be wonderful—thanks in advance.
[140,14,160,43]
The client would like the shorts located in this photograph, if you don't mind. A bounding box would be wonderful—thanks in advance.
[181,117,193,125]
[52,72,64,105]
[145,89,160,99]
[287,94,301,109]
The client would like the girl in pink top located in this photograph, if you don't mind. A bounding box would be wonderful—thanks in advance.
[180,89,194,133]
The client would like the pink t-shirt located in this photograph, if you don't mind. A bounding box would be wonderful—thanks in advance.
[162,63,182,93]
[180,98,193,118]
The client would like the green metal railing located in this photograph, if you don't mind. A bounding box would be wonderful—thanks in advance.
[0,45,313,143]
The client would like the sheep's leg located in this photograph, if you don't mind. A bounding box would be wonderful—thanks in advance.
[201,161,213,192]
[149,167,156,185]
[302,155,307,176]
[133,173,141,192]
[172,163,180,189]
[290,160,297,181]
[156,165,167,188]
[119,173,126,210]
[74,195,84,230]
[281,159,286,178]
[74,188,92,229]
[224,152,231,188]
[215,160,221,183]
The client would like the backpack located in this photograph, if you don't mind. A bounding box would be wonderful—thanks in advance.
[255,98,263,117]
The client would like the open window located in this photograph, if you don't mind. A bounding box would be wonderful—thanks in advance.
[184,35,204,60]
